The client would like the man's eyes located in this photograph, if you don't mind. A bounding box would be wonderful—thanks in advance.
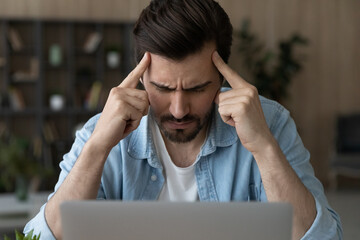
[155,86,206,93]
[186,88,205,93]
[155,86,173,92]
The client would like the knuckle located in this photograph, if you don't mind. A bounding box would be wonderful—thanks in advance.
[252,86,259,94]
[109,87,119,96]
[242,96,251,105]
[238,102,249,113]
[251,85,258,93]
[114,99,126,110]
[247,87,258,98]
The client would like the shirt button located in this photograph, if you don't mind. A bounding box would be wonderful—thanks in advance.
[151,175,157,181]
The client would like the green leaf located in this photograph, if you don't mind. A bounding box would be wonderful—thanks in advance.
[24,231,31,240]
[15,230,24,240]
[23,229,33,240]
[1,229,40,240]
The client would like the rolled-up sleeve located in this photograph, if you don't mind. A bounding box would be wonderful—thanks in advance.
[263,100,343,239]
[293,151,342,239]
[23,200,56,239]
[302,196,342,239]
[23,114,100,239]
[292,148,342,239]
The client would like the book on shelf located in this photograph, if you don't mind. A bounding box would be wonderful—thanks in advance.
[9,87,26,110]
[8,27,24,51]
[32,136,43,159]
[83,32,102,53]
[12,58,39,82]
[43,121,60,143]
[86,81,103,110]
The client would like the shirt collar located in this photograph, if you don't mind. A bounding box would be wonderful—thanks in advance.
[199,106,239,156]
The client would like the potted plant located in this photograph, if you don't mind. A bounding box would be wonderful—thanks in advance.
[49,89,66,111]
[0,134,44,201]
[236,19,308,103]
[2,229,40,240]
[105,45,122,69]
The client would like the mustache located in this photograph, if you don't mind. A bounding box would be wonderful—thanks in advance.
[160,114,198,123]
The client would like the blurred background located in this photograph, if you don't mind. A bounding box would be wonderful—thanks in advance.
[0,0,359,239]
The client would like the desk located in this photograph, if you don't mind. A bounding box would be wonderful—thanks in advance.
[0,192,50,234]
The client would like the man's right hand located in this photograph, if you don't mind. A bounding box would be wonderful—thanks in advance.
[44,54,151,239]
[90,52,151,152]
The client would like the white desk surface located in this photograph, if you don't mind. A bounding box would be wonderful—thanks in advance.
[0,192,50,230]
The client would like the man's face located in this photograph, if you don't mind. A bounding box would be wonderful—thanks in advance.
[143,43,221,143]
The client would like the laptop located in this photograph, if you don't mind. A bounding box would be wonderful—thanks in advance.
[60,201,292,240]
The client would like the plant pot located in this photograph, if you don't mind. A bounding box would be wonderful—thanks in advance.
[15,175,29,202]
[49,44,62,67]
[106,51,121,69]
[50,94,65,111]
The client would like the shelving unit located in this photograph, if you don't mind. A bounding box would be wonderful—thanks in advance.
[0,19,135,180]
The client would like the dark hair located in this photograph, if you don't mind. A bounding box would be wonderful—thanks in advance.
[133,0,233,63]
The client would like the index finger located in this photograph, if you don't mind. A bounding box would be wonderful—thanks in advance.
[212,51,248,89]
[120,52,151,88]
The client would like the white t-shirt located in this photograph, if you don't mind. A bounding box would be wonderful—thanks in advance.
[150,117,199,201]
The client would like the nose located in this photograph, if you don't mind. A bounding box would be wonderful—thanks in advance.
[169,91,190,119]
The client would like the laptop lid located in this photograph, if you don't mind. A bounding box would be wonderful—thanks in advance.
[60,201,292,240]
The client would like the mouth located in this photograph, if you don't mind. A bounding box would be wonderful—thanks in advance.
[163,120,196,130]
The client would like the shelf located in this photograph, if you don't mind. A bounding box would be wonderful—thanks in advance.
[105,66,122,71]
[43,61,68,70]
[10,78,38,84]
[42,107,100,116]
[70,108,101,115]
[43,108,69,116]
[0,19,134,183]
[9,48,35,55]
[74,48,98,56]
[0,108,38,116]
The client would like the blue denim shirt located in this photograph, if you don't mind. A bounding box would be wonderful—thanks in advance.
[24,95,342,239]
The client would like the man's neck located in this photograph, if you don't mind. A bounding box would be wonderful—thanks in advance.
[161,123,209,168]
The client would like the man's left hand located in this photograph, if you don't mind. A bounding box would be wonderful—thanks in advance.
[212,51,275,154]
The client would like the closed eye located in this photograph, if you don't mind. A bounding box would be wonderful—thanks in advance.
[155,85,173,92]
[150,82,175,92]
[150,81,211,93]
[183,82,211,93]
[184,87,206,93]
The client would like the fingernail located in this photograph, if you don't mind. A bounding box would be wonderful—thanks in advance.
[214,51,220,58]
[143,52,148,61]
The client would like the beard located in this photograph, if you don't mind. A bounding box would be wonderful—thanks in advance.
[150,105,214,143]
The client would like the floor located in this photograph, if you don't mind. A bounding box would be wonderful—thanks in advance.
[326,190,360,239]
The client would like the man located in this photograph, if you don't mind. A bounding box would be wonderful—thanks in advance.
[25,0,342,239]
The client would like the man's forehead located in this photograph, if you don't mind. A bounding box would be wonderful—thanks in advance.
[146,46,218,86]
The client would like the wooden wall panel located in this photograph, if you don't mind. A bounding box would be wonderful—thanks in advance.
[0,0,359,184]
[223,0,360,183]
[338,0,360,113]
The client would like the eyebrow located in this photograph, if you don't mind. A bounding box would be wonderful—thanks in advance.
[150,81,212,91]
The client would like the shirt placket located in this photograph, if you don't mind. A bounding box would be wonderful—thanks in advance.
[195,157,219,202]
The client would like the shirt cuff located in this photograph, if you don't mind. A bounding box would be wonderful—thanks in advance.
[301,196,343,240]
[23,203,56,240]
